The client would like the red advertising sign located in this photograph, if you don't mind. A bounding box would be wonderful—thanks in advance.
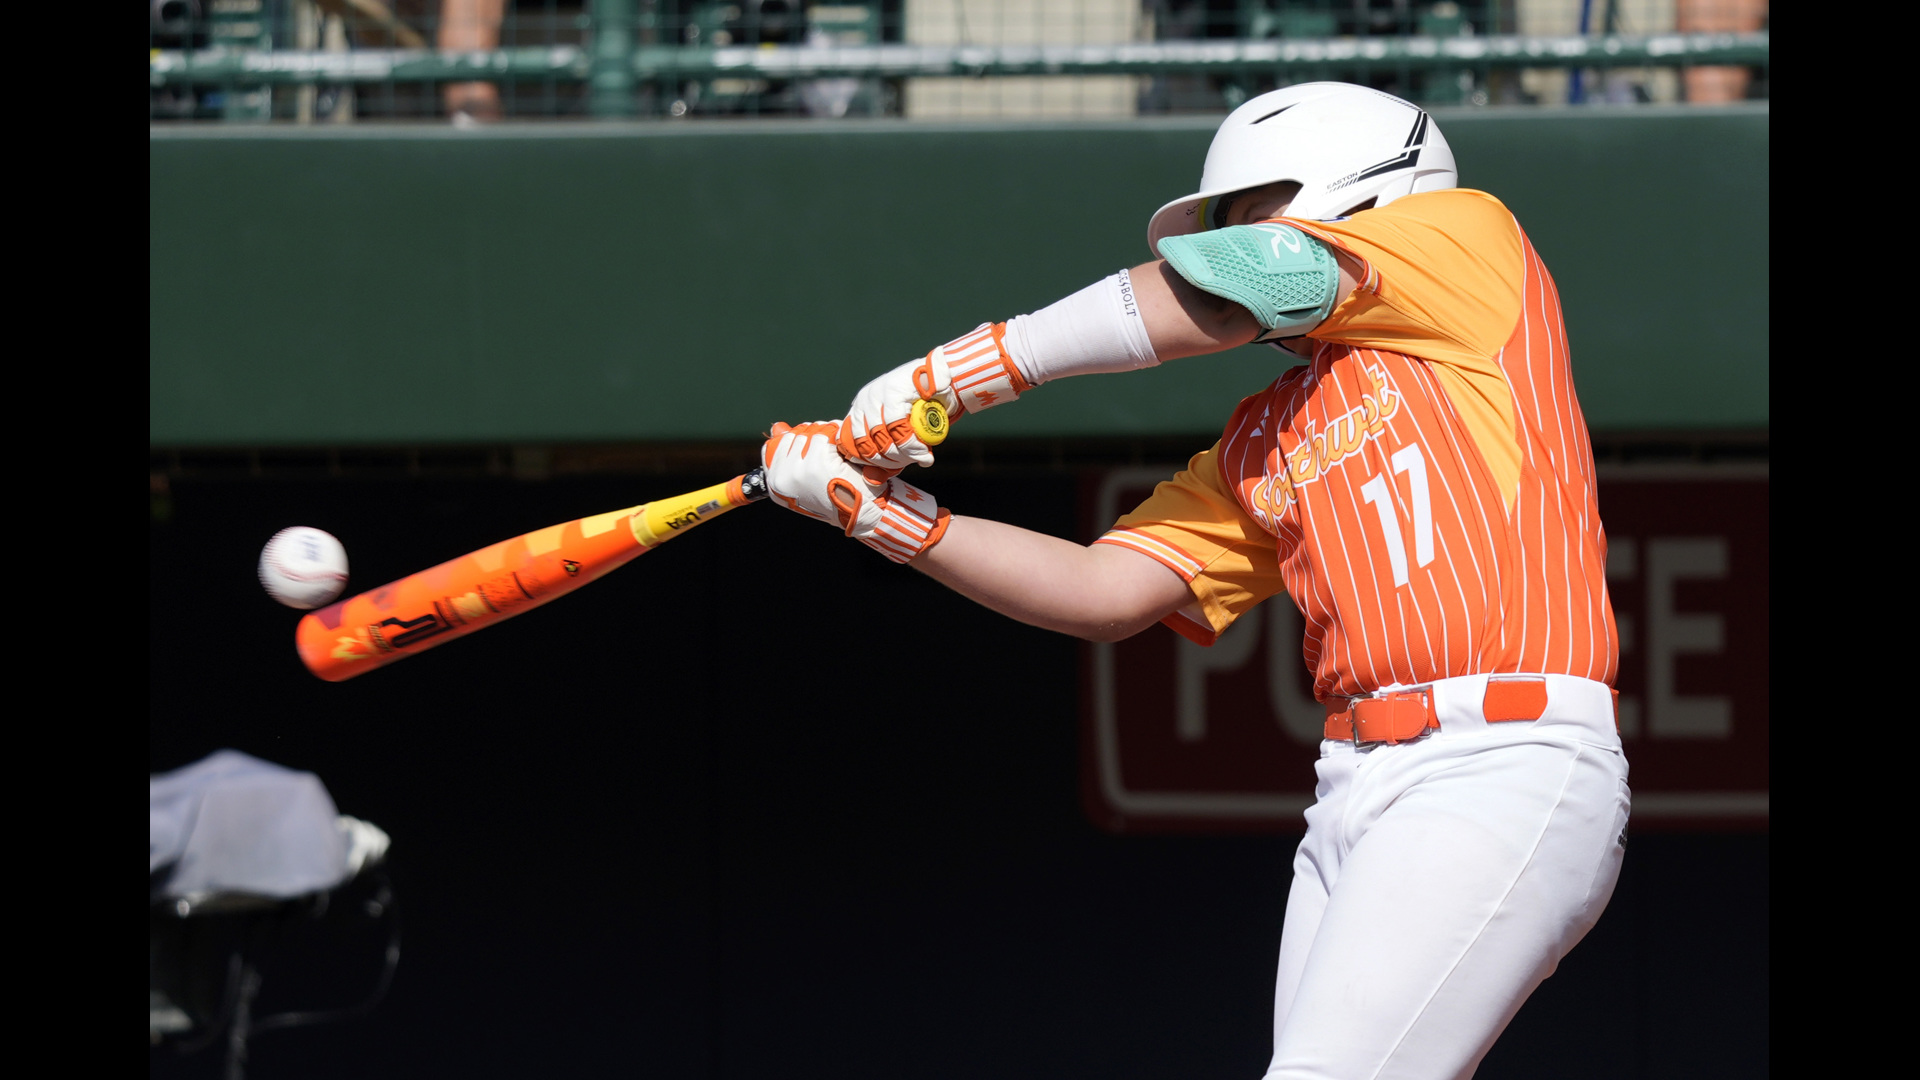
[1080,465,1769,833]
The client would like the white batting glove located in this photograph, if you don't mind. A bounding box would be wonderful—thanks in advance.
[762,422,952,563]
[839,322,1031,471]
[763,421,886,535]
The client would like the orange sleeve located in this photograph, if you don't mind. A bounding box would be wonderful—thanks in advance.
[1094,443,1286,646]
[1286,188,1524,377]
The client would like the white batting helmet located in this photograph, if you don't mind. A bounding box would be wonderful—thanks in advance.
[1146,83,1458,252]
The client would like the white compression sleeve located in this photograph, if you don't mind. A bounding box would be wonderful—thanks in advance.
[1002,269,1160,387]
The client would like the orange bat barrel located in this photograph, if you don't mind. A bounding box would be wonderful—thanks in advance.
[296,469,766,682]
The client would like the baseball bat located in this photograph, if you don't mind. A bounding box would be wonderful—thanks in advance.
[295,403,948,682]
[295,469,767,682]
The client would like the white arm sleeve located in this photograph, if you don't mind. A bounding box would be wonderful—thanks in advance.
[1002,269,1160,387]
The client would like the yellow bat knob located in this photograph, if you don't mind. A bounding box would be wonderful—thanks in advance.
[910,399,950,446]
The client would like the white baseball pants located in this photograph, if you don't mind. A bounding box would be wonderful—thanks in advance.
[1263,674,1630,1080]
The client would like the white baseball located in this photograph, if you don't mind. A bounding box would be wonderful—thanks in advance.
[259,526,350,610]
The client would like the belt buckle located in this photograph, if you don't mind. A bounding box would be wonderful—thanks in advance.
[1347,708,1368,749]
[1346,692,1382,749]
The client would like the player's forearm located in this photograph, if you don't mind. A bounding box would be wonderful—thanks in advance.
[1130,259,1264,360]
[1003,247,1357,377]
[910,516,1192,642]
[1006,261,1261,384]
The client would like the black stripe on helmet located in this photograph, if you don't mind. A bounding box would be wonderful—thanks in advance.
[1351,146,1422,183]
[1403,111,1429,149]
[1346,113,1430,184]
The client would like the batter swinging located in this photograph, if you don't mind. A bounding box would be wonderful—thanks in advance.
[761,83,1629,1079]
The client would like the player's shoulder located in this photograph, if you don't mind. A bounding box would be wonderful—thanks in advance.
[1360,188,1517,237]
[1294,189,1522,269]
[1322,189,1526,282]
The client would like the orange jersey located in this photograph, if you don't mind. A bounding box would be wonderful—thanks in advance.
[1098,190,1618,701]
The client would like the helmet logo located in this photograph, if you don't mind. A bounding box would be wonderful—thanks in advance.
[1326,111,1429,195]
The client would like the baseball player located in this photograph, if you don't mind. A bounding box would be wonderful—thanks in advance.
[760,83,1629,1079]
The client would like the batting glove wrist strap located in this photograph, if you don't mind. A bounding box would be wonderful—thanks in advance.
[840,322,1029,472]
[938,321,1030,415]
[861,480,950,564]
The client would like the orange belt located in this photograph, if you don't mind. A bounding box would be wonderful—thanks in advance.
[1322,677,1553,746]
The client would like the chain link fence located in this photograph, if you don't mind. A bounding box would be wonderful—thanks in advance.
[149,0,1769,122]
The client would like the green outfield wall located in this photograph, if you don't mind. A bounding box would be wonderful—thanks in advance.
[149,105,1767,445]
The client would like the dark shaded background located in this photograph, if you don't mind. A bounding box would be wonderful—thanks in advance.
[150,460,1768,1078]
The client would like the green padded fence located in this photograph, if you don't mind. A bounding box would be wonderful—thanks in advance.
[149,104,1768,445]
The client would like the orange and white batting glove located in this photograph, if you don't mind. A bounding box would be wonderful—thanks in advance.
[839,322,1032,472]
[761,421,952,564]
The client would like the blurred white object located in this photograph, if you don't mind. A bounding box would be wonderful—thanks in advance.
[337,815,392,876]
[800,29,861,118]
[150,749,350,906]
[258,526,349,609]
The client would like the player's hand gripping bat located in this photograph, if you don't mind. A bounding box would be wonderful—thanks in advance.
[294,401,949,682]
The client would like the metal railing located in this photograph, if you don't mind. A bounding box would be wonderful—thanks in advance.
[148,1,1770,122]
